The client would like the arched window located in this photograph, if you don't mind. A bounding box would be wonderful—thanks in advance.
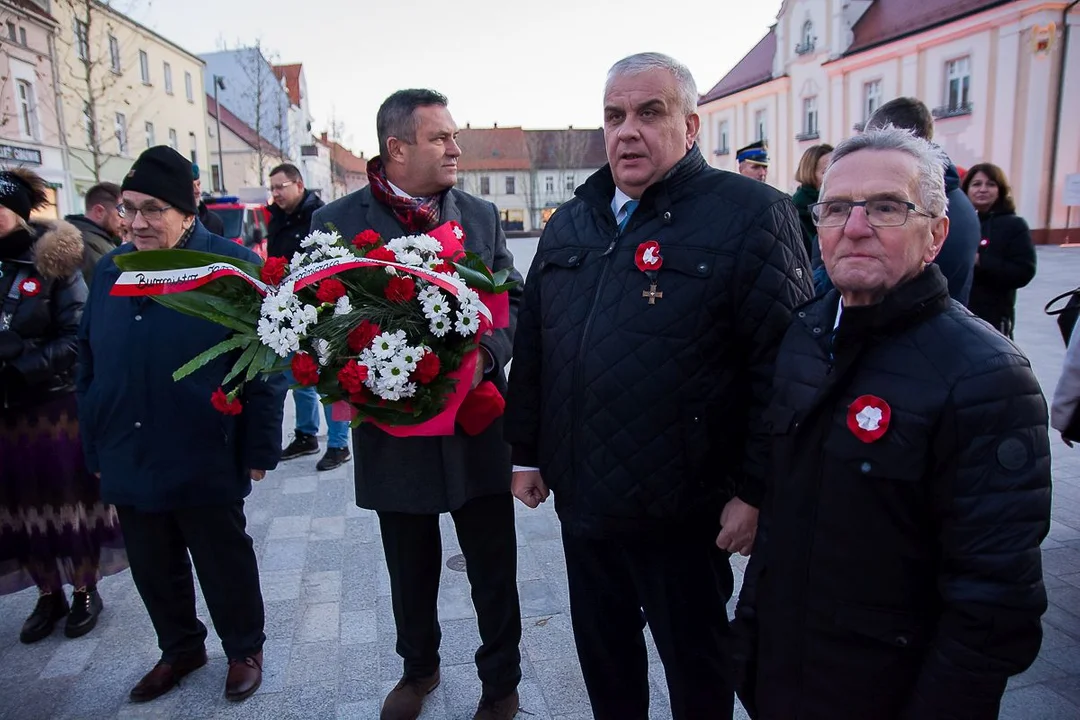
[797,20,816,55]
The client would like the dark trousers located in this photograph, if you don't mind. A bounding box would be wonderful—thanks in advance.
[116,501,265,662]
[377,492,521,699]
[562,521,735,720]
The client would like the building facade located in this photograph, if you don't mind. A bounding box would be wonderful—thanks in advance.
[455,126,534,232]
[200,47,292,182]
[51,0,208,200]
[698,0,1080,242]
[0,0,69,217]
[272,62,311,166]
[205,94,285,199]
[528,128,606,226]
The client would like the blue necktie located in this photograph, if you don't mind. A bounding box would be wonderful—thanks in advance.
[618,200,639,232]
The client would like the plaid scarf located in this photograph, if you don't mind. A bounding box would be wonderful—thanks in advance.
[366,156,443,233]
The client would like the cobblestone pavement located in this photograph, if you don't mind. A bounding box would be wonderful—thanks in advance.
[1,243,1078,719]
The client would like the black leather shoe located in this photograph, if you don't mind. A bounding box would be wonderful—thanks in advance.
[281,431,319,460]
[316,446,350,471]
[129,648,208,703]
[20,592,69,644]
[65,589,103,638]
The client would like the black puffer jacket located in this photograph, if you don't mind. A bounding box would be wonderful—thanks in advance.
[736,266,1050,720]
[0,220,87,410]
[969,209,1036,338]
[505,148,812,537]
[267,190,325,260]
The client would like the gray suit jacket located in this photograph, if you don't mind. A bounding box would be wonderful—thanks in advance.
[311,186,523,513]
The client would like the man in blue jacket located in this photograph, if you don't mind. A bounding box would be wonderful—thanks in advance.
[77,146,287,704]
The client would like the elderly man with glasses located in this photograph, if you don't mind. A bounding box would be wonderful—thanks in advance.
[732,125,1051,720]
[77,146,287,705]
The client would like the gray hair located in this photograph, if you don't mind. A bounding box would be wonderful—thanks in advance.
[605,52,698,116]
[376,89,449,158]
[825,124,950,217]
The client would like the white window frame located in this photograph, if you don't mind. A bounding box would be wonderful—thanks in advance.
[145,121,155,148]
[544,175,554,193]
[803,96,819,137]
[945,56,971,111]
[480,176,490,195]
[115,112,128,155]
[163,62,173,95]
[109,34,121,73]
[75,20,88,61]
[505,175,515,195]
[168,128,178,149]
[754,109,768,142]
[802,20,814,47]
[565,174,575,192]
[717,120,729,154]
[16,79,38,140]
[189,131,197,163]
[139,50,150,84]
[185,71,194,102]
[864,80,882,121]
[83,102,94,147]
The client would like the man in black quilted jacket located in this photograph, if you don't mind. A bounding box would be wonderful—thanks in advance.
[733,126,1050,719]
[504,52,812,719]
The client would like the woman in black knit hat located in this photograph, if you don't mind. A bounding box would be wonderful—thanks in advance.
[0,168,126,643]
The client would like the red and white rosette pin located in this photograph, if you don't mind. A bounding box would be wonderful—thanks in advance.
[847,394,891,443]
[19,278,41,297]
[635,240,663,273]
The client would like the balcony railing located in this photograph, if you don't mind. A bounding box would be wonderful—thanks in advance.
[932,103,973,119]
[795,131,820,141]
[795,39,816,56]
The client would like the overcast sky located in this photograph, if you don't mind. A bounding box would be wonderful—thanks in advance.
[127,0,781,157]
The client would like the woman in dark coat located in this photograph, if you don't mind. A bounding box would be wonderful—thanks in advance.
[0,169,126,644]
[790,143,833,264]
[962,162,1037,338]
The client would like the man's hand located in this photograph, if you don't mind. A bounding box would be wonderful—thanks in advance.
[716,496,759,556]
[250,469,267,481]
[472,356,486,389]
[512,470,549,508]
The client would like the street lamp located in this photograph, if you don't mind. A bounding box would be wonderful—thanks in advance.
[213,74,227,194]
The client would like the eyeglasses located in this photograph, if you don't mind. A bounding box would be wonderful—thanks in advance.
[117,203,173,221]
[810,199,936,228]
[269,181,295,192]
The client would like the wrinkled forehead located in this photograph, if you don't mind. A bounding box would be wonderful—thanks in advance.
[821,149,920,200]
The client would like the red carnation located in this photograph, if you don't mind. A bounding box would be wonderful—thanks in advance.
[347,319,381,353]
[261,256,289,285]
[365,246,397,263]
[315,278,347,304]
[290,352,321,386]
[432,261,455,276]
[337,360,370,394]
[211,387,243,415]
[385,276,416,303]
[353,229,382,249]
[349,387,372,405]
[412,351,441,384]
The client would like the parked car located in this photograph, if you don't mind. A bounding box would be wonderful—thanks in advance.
[204,196,270,259]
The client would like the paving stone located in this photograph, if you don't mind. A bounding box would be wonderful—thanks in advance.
[268,515,312,540]
[282,475,319,495]
[310,516,346,541]
[999,682,1080,719]
[339,609,377,646]
[301,570,342,605]
[284,641,340,687]
[295,602,340,644]
[259,570,303,603]
[305,539,346,573]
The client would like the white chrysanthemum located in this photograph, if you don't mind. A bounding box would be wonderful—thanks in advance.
[381,357,412,385]
[455,308,479,336]
[398,345,423,372]
[372,330,407,360]
[314,339,331,366]
[421,291,451,318]
[384,266,398,276]
[395,250,425,267]
[458,287,481,307]
[333,295,352,316]
[300,230,340,249]
[398,381,418,399]
[429,314,451,338]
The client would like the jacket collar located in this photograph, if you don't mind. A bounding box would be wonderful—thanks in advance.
[801,264,951,344]
[577,144,708,219]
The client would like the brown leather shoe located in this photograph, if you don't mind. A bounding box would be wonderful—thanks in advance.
[225,651,263,702]
[129,648,208,702]
[473,689,520,720]
[380,670,441,720]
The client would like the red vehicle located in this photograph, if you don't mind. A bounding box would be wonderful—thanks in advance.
[204,196,270,259]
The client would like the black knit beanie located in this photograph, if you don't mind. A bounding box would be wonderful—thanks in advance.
[121,146,197,215]
[0,172,34,220]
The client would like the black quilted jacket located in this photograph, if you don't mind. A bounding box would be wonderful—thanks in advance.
[504,148,812,536]
[736,266,1050,719]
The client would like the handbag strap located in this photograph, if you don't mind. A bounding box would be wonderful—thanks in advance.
[1045,287,1080,316]
[0,266,31,330]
